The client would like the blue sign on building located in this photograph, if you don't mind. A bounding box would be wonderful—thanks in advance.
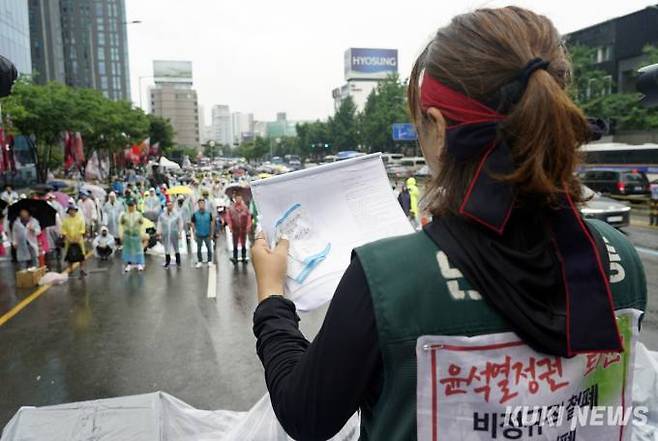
[345,48,398,80]
[392,123,417,141]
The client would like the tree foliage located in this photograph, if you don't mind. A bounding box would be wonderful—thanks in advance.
[360,74,410,153]
[237,137,270,161]
[568,43,658,131]
[328,96,359,151]
[1,80,150,180]
[148,114,175,150]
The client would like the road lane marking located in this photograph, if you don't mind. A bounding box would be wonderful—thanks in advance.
[0,252,93,327]
[636,246,658,258]
[207,263,217,298]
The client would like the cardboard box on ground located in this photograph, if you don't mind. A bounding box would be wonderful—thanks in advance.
[16,267,46,289]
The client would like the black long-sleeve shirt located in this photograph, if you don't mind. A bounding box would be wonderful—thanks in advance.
[253,257,382,441]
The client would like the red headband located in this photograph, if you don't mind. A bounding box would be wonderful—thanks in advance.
[420,72,504,126]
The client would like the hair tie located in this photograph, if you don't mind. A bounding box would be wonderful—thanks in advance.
[491,58,551,113]
[519,57,550,87]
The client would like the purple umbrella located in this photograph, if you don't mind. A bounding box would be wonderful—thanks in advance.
[51,191,71,207]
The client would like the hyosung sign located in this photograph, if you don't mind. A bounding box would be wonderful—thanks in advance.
[345,48,398,80]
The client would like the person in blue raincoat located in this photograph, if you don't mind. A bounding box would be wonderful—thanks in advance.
[157,201,183,268]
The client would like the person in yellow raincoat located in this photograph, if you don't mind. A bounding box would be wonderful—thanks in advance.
[405,177,420,228]
[61,202,87,278]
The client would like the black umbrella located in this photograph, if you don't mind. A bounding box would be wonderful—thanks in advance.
[8,199,57,228]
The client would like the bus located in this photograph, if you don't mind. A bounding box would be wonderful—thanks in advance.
[580,143,658,179]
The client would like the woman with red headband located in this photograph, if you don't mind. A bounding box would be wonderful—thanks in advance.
[252,7,647,440]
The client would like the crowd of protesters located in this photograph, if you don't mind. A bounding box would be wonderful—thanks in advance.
[0,168,255,277]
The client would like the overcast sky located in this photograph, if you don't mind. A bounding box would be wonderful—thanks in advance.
[125,0,658,125]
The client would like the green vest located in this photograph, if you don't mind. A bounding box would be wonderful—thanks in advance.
[354,219,646,441]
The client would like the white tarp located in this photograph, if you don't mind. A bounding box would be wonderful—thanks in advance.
[1,392,359,441]
[3,344,657,441]
[159,156,181,170]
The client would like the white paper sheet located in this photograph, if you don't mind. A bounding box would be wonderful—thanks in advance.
[251,153,414,311]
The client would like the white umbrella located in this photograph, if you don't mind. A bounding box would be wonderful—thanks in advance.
[81,183,107,199]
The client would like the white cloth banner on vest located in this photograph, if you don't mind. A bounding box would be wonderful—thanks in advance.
[417,309,642,441]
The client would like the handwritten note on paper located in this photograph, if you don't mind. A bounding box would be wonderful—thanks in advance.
[251,153,414,311]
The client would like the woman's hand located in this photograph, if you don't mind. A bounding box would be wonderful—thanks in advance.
[251,232,289,303]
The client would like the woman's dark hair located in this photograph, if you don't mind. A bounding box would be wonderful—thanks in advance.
[408,6,589,216]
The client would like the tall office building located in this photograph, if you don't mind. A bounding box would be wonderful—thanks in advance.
[150,60,200,148]
[0,0,32,75]
[28,0,65,83]
[231,112,254,145]
[27,0,131,98]
[211,105,233,146]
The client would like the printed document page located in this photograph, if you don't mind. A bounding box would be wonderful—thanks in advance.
[251,153,414,311]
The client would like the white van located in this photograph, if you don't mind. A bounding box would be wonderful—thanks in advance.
[381,153,404,165]
[400,157,426,171]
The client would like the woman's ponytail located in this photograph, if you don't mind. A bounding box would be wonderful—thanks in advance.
[503,68,590,203]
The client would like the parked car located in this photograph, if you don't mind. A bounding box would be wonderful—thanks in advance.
[579,168,650,197]
[580,185,631,228]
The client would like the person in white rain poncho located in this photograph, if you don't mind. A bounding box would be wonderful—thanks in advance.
[143,188,162,223]
[12,209,41,269]
[175,196,192,236]
[102,192,124,241]
[92,226,115,260]
[157,201,183,268]
[78,192,98,237]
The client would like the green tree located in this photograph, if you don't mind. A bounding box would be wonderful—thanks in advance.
[295,120,330,159]
[359,73,410,153]
[237,137,269,162]
[1,80,150,180]
[148,114,175,150]
[1,79,80,180]
[328,96,358,151]
[567,44,658,131]
[74,88,149,176]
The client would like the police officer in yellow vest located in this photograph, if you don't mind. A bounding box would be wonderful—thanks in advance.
[251,7,647,441]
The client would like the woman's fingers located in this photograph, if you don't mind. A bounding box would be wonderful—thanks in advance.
[273,237,289,258]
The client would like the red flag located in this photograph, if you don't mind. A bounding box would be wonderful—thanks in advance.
[4,134,15,172]
[148,141,160,158]
[72,132,85,165]
[64,131,75,170]
[0,128,4,173]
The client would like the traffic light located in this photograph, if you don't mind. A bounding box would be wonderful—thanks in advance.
[0,55,17,98]
[637,63,658,108]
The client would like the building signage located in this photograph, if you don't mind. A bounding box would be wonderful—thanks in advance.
[153,60,193,85]
[345,48,398,80]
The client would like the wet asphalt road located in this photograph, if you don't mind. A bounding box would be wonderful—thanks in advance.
[0,233,327,427]
[1,224,657,428]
